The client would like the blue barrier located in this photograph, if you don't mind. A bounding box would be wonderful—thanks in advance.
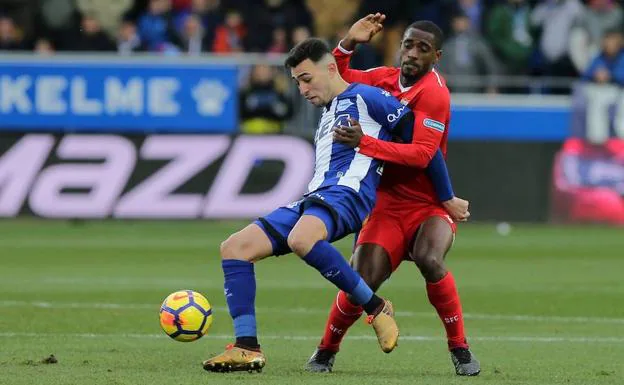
[0,59,238,133]
[450,104,570,141]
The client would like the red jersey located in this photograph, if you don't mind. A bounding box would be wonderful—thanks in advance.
[333,44,451,206]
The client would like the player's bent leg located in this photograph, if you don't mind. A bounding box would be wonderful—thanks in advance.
[287,214,328,257]
[409,216,480,376]
[203,224,273,373]
[349,243,393,294]
[289,206,399,354]
[220,223,274,262]
[410,216,453,282]
[306,244,394,372]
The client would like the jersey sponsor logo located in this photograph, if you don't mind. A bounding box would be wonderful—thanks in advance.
[336,99,354,112]
[423,118,445,132]
[380,90,391,97]
[387,105,406,123]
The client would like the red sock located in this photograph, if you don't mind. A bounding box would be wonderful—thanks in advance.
[318,291,363,352]
[426,271,469,350]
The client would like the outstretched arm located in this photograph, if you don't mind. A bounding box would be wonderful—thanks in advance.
[333,13,389,85]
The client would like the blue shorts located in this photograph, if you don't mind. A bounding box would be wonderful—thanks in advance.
[254,186,371,256]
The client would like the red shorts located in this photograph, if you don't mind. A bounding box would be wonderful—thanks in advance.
[356,199,457,271]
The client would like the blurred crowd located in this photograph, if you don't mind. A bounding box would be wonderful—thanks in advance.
[2,0,624,130]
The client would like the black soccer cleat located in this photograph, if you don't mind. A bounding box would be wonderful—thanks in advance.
[304,348,337,373]
[450,347,481,376]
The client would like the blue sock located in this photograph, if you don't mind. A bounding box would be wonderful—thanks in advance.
[222,259,257,339]
[303,240,374,305]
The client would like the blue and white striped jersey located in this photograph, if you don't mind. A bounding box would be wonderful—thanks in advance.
[308,83,410,201]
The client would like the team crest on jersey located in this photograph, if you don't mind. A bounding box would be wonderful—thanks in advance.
[380,90,391,97]
[423,118,445,132]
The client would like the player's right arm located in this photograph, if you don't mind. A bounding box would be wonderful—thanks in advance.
[333,13,391,85]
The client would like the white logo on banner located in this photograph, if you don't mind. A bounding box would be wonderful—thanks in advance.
[192,79,230,116]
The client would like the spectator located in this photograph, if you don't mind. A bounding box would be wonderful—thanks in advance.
[173,0,221,51]
[34,38,55,55]
[438,12,501,93]
[240,64,293,134]
[291,25,310,46]
[0,16,26,50]
[137,0,181,51]
[583,30,624,85]
[486,0,534,74]
[172,0,192,11]
[305,0,358,40]
[241,0,313,52]
[569,0,624,74]
[212,9,245,53]
[178,14,211,54]
[117,19,146,55]
[75,0,133,37]
[267,27,287,54]
[531,0,583,77]
[67,13,116,51]
[455,0,485,33]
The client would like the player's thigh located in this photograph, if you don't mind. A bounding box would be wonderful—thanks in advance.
[350,243,393,292]
[287,205,332,256]
[357,211,406,272]
[220,223,274,263]
[409,214,455,265]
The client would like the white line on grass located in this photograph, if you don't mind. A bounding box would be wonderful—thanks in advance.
[2,300,624,325]
[0,332,622,344]
[0,238,215,249]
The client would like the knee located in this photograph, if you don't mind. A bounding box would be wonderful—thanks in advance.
[220,234,249,261]
[287,231,315,257]
[357,267,387,292]
[412,250,446,282]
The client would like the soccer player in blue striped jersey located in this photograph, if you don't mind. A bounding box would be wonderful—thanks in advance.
[202,38,406,373]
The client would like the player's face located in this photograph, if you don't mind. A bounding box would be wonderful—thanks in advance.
[291,59,332,107]
[399,28,441,80]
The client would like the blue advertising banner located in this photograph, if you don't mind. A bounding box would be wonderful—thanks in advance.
[449,96,571,141]
[0,59,237,132]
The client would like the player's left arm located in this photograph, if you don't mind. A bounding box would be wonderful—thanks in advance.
[335,88,453,191]
[337,90,449,168]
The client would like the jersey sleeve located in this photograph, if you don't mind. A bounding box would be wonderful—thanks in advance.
[333,42,391,86]
[357,87,449,168]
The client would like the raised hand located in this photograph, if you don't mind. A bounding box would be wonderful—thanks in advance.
[341,13,386,51]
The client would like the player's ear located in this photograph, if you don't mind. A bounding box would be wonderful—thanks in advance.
[327,61,338,77]
[435,49,442,62]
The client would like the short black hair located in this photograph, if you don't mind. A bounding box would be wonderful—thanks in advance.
[284,38,331,68]
[405,20,444,50]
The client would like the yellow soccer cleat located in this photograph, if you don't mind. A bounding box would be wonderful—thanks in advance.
[202,344,266,373]
[366,299,399,353]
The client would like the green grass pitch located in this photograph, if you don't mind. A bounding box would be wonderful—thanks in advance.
[0,219,623,385]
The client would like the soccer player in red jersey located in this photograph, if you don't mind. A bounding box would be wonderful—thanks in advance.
[305,15,480,376]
